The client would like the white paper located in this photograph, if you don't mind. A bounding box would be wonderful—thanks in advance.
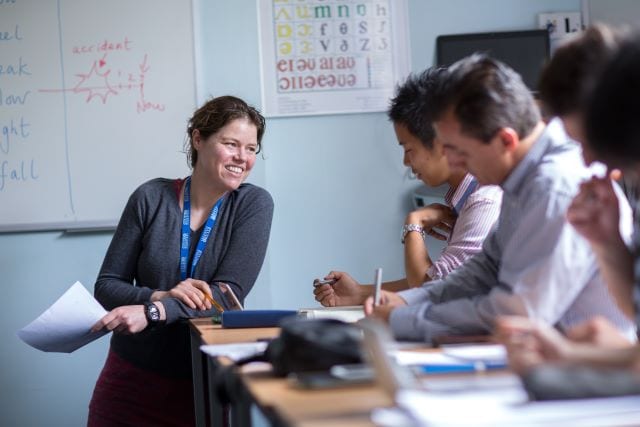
[392,350,472,366]
[441,344,507,363]
[17,281,108,353]
[200,342,268,362]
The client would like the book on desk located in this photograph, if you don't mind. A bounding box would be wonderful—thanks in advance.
[219,306,365,328]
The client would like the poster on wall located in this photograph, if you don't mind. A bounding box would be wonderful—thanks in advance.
[258,0,411,117]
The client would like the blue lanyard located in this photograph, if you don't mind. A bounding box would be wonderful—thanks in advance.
[180,176,225,280]
[453,178,478,215]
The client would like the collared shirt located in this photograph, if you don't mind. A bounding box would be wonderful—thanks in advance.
[427,174,502,280]
[390,119,636,342]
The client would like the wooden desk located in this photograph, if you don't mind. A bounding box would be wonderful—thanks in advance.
[188,318,279,427]
[239,366,392,427]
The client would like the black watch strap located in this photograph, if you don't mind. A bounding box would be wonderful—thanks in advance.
[144,302,161,327]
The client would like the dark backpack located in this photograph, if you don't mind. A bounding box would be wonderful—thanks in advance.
[264,317,363,377]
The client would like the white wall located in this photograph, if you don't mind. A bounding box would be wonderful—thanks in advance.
[0,1,583,425]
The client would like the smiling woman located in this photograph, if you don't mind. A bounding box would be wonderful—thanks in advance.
[87,96,274,426]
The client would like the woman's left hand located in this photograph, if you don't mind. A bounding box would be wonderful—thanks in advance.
[152,278,213,310]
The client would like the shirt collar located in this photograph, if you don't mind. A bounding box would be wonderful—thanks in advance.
[501,118,567,195]
[445,173,476,208]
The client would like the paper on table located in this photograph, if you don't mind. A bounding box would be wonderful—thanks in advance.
[200,342,268,362]
[441,344,507,363]
[17,281,109,353]
[392,344,507,367]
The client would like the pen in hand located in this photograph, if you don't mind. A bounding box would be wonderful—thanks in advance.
[203,292,225,313]
[373,268,383,306]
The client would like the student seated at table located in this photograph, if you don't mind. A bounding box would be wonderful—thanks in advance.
[364,54,635,344]
[497,31,640,376]
[313,68,502,307]
[88,96,274,426]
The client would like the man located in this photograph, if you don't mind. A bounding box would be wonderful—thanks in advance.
[366,54,635,343]
[314,68,502,306]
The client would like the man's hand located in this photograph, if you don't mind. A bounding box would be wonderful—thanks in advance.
[313,271,368,307]
[406,203,456,241]
[495,316,573,375]
[363,290,407,323]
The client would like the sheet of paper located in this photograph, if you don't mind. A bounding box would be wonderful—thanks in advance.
[200,342,268,362]
[17,281,108,353]
[441,344,507,363]
[392,350,472,366]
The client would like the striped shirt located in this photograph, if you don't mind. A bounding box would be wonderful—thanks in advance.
[428,174,502,280]
[390,119,636,343]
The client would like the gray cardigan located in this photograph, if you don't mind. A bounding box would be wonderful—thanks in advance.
[95,178,274,378]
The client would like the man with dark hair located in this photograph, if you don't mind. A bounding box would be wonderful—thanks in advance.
[366,54,634,343]
[313,68,501,306]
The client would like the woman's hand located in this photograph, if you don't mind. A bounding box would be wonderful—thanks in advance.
[152,278,213,310]
[91,305,152,335]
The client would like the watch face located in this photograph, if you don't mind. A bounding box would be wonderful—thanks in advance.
[146,303,160,322]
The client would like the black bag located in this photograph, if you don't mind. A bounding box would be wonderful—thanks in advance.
[214,317,364,406]
[264,317,363,377]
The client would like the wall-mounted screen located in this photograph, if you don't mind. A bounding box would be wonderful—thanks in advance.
[436,30,550,92]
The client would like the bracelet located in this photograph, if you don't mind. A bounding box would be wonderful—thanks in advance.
[401,223,426,244]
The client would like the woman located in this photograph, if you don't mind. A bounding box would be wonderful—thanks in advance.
[88,96,274,426]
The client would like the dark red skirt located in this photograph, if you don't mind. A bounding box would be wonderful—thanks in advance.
[88,349,195,427]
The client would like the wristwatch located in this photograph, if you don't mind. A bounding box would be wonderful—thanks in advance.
[144,302,161,328]
[401,223,426,244]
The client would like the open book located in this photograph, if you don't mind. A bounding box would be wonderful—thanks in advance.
[297,305,365,323]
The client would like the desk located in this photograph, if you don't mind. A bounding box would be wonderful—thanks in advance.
[189,318,279,427]
[239,366,392,427]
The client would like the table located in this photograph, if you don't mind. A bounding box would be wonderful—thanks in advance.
[189,318,279,427]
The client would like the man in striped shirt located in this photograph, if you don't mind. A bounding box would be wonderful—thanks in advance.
[313,68,502,307]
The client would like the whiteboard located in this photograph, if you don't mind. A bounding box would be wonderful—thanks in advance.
[0,0,195,232]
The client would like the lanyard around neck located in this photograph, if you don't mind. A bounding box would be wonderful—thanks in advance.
[180,176,225,281]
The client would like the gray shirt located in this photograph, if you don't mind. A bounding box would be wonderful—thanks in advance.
[95,178,274,377]
[390,119,636,343]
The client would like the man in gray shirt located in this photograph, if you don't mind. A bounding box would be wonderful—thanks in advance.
[367,54,635,343]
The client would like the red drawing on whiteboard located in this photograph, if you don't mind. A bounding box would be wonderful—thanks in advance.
[39,53,165,113]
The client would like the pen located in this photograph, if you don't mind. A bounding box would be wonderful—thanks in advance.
[313,278,337,287]
[203,292,225,313]
[373,267,383,306]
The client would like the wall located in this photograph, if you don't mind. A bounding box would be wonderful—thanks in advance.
[0,0,582,425]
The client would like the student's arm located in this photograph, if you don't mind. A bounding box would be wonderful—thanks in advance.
[427,187,502,281]
[314,273,409,306]
[402,204,454,286]
[388,186,625,343]
[567,176,635,319]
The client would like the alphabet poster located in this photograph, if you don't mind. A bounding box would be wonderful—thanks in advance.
[258,0,410,117]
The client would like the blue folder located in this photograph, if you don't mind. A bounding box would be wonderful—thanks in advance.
[221,310,298,328]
